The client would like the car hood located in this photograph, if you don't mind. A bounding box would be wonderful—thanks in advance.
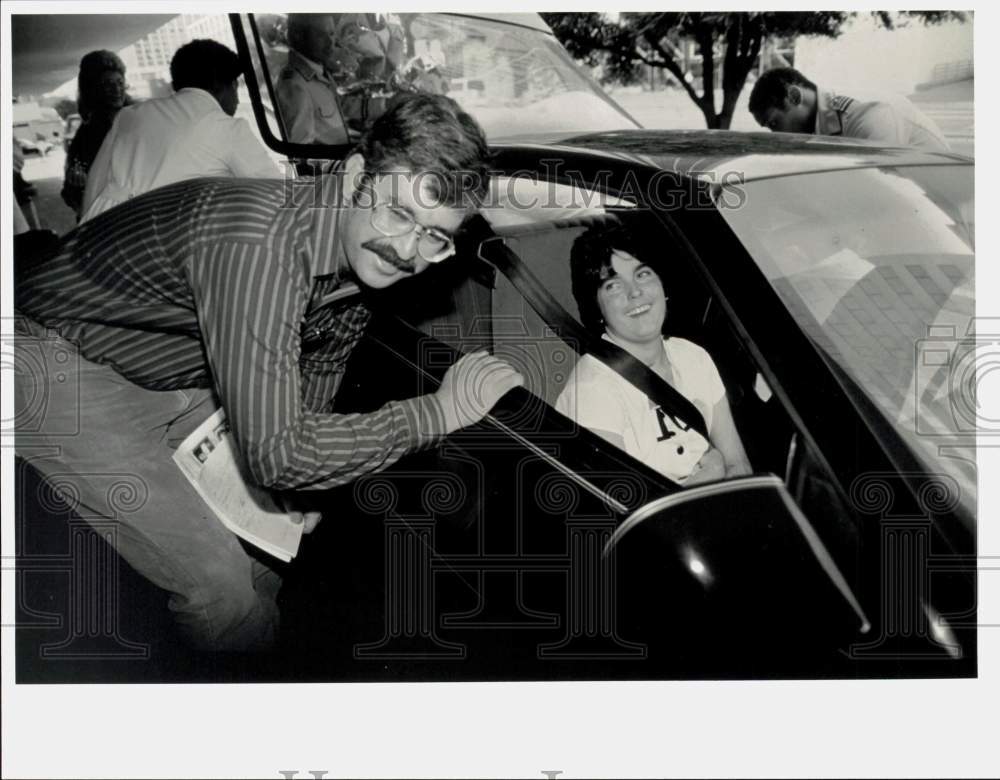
[506,128,972,182]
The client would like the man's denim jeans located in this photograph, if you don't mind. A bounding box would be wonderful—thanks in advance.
[14,317,279,652]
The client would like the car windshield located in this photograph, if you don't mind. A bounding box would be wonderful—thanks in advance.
[247,12,636,145]
[719,165,976,515]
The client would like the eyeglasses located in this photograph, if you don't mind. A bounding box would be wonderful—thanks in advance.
[367,187,457,264]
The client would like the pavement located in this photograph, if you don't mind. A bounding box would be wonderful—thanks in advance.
[19,78,974,236]
[19,148,77,236]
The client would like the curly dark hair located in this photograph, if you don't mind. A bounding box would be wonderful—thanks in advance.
[353,92,492,208]
[569,223,666,336]
[76,49,126,119]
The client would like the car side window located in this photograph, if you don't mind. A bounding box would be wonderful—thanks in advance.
[487,212,781,487]
[243,13,437,147]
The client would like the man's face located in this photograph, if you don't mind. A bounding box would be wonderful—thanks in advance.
[754,88,813,134]
[299,15,338,65]
[340,160,468,290]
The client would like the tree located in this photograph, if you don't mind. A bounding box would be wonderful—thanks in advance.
[53,98,78,120]
[541,11,967,129]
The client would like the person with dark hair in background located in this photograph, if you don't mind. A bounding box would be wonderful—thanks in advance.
[556,225,750,486]
[16,93,519,653]
[61,49,130,220]
[749,66,949,151]
[80,39,280,222]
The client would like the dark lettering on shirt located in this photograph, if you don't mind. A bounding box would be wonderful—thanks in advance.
[654,405,691,442]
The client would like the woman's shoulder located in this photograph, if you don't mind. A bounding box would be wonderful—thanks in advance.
[664,336,716,367]
[566,352,622,385]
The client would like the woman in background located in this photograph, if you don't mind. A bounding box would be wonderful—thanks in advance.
[61,50,130,221]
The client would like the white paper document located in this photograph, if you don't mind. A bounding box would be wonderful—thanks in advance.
[172,408,303,562]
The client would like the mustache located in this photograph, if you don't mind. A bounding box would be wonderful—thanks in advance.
[363,239,415,274]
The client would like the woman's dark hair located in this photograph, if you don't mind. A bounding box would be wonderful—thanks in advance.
[76,50,126,119]
[570,223,664,335]
[354,92,492,209]
[170,39,243,93]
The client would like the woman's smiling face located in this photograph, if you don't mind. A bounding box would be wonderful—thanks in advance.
[596,250,666,345]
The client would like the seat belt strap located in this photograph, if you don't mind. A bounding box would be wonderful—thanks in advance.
[479,236,709,440]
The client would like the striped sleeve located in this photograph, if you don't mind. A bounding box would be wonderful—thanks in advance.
[187,236,447,490]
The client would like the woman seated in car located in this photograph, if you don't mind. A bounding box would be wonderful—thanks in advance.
[555,224,751,486]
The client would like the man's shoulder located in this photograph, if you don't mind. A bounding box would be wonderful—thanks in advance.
[276,64,311,103]
[827,93,856,113]
[278,63,304,82]
[279,50,317,82]
[132,177,290,215]
[199,176,290,203]
[830,88,910,115]
[122,91,199,121]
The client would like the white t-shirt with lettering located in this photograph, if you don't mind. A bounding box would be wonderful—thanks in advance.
[555,337,725,484]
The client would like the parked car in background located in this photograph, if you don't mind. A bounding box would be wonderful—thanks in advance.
[15,134,54,157]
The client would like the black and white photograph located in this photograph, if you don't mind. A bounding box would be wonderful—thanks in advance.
[2,3,996,778]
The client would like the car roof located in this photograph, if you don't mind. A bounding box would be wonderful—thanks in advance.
[545,129,973,182]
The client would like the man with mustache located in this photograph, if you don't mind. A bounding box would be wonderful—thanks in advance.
[15,93,521,653]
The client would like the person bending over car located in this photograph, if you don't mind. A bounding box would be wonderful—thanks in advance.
[749,67,949,151]
[556,225,751,486]
[15,93,522,653]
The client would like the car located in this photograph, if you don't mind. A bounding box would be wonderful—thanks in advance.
[15,134,54,156]
[10,11,977,683]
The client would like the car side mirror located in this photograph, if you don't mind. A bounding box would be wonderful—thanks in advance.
[605,474,871,669]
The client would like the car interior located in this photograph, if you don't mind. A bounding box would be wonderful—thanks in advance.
[351,180,872,589]
[387,200,796,481]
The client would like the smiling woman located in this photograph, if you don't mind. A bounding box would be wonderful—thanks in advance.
[555,223,752,485]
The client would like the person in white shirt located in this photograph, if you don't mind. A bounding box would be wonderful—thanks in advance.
[81,39,282,222]
[555,225,751,486]
[749,67,950,151]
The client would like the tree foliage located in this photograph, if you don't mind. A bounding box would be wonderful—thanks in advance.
[52,98,78,120]
[541,11,967,129]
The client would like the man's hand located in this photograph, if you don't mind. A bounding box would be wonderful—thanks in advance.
[685,446,727,486]
[435,350,524,434]
[278,493,322,534]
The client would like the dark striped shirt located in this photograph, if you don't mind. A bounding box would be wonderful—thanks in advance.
[17,176,445,490]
